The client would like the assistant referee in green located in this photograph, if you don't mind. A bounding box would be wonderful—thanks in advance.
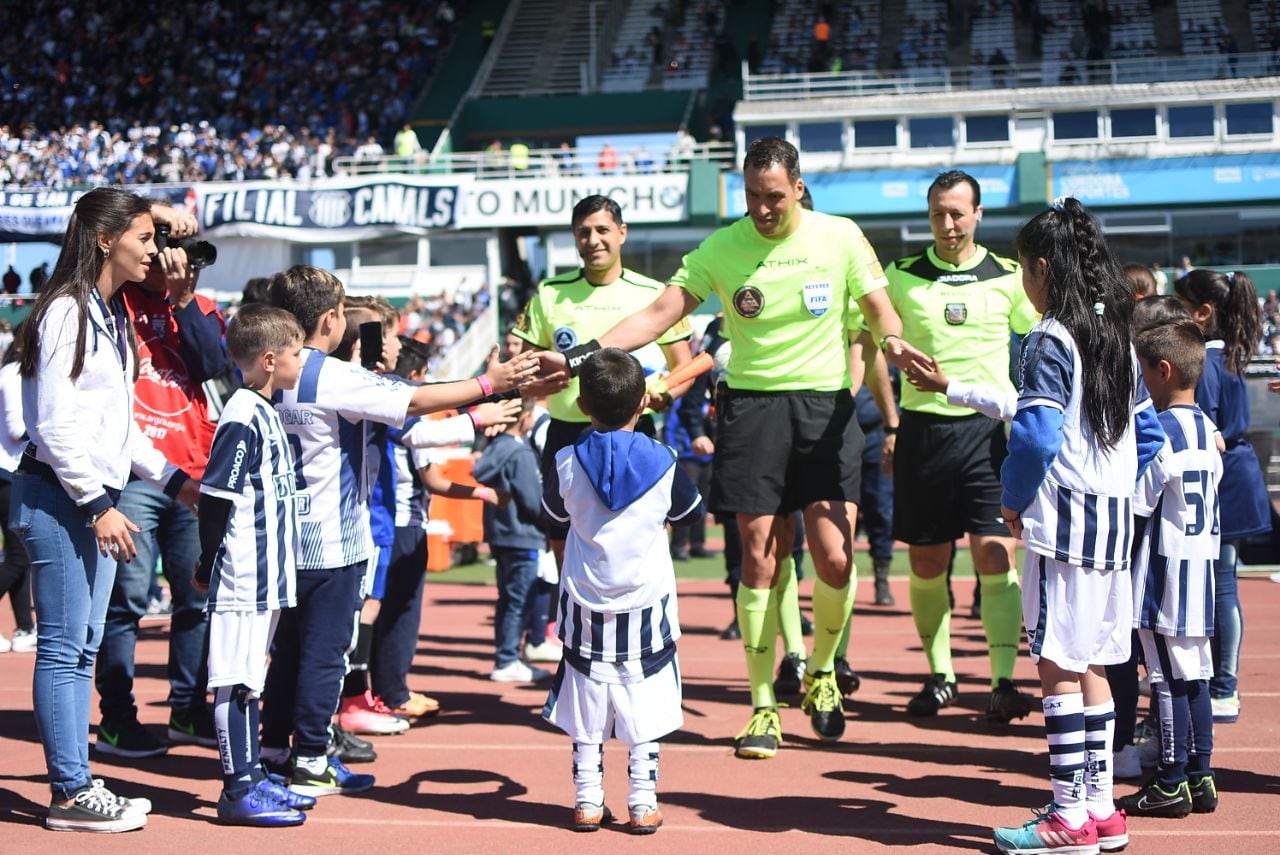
[535,137,928,759]
[884,170,1038,723]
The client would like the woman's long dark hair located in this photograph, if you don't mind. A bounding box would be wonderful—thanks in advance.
[16,187,151,380]
[1173,268,1261,376]
[1015,197,1134,449]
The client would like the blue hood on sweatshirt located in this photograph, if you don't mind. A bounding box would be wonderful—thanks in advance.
[573,430,675,512]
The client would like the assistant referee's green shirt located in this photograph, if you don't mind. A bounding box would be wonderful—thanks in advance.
[513,267,692,422]
[886,245,1038,416]
[671,211,887,392]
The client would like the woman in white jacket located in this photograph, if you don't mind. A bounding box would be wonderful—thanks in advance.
[11,187,199,833]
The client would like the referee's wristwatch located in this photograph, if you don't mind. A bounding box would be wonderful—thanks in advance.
[883,425,898,436]
[878,333,902,353]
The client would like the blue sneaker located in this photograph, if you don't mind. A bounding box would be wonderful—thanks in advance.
[289,757,375,797]
[994,805,1097,854]
[258,775,316,811]
[216,781,306,827]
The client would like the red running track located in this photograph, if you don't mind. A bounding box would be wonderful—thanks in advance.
[1,575,1277,854]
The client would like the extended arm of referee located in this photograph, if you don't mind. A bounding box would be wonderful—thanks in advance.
[857,288,930,373]
[600,285,701,352]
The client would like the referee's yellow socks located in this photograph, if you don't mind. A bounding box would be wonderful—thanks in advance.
[736,585,778,709]
[772,555,806,658]
[909,570,955,683]
[980,569,1022,686]
[808,576,854,674]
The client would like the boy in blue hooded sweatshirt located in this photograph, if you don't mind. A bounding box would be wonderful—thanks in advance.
[541,348,704,836]
[474,398,552,684]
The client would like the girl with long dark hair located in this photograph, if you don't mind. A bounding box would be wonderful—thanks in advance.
[993,198,1163,854]
[13,187,199,832]
[1173,268,1269,724]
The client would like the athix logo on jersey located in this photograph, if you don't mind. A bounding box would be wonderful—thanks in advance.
[756,257,807,269]
[553,326,578,351]
[803,281,832,317]
[732,285,764,318]
[944,302,968,325]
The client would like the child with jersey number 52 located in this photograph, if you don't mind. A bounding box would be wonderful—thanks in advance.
[993,198,1165,855]
[192,304,317,827]
[1113,317,1221,820]
[540,349,704,835]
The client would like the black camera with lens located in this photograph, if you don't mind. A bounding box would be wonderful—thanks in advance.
[154,224,218,269]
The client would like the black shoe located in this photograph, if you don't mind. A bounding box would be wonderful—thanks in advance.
[329,724,377,764]
[873,559,895,606]
[772,652,805,697]
[986,678,1034,724]
[1116,779,1194,818]
[907,674,958,717]
[834,657,861,696]
[168,706,218,748]
[801,671,845,742]
[1189,774,1218,813]
[689,547,716,559]
[799,613,814,637]
[96,717,168,758]
[670,547,690,561]
[720,619,741,641]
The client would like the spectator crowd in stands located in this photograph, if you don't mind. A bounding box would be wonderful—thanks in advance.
[0,0,460,188]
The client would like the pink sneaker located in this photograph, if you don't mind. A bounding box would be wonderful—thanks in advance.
[337,692,409,735]
[994,806,1098,854]
[1091,809,1128,853]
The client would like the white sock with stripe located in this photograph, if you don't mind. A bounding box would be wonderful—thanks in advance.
[1084,700,1117,818]
[627,741,660,810]
[1043,692,1087,828]
[572,742,604,807]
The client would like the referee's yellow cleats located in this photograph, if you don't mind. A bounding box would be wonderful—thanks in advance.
[735,706,782,759]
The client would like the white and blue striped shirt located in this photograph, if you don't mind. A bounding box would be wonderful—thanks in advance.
[200,389,298,612]
[1132,406,1220,637]
[1015,319,1150,571]
[273,348,415,570]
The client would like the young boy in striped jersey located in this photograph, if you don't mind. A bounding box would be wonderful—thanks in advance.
[193,304,315,826]
[1117,318,1220,818]
[260,266,538,796]
[541,348,704,835]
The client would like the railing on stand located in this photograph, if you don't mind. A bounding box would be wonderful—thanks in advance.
[332,141,736,178]
[741,50,1280,101]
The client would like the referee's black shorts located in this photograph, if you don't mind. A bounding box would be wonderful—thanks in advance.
[892,409,1010,545]
[540,415,656,538]
[710,386,863,517]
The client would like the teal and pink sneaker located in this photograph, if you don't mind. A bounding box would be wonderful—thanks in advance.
[994,805,1099,854]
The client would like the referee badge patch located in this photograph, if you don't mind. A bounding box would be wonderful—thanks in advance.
[944,302,968,325]
[732,285,765,318]
[803,281,832,317]
[553,326,578,351]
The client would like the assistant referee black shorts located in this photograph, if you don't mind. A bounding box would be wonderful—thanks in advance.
[892,409,1010,545]
[710,386,863,517]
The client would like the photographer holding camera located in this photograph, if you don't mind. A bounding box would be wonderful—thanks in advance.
[94,204,232,757]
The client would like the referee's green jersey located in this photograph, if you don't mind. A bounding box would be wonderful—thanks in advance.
[513,268,692,422]
[671,211,887,393]
[886,245,1038,417]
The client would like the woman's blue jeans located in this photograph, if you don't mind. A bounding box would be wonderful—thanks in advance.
[1210,540,1242,699]
[12,472,116,801]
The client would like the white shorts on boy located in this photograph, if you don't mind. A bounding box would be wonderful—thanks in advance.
[1023,554,1131,672]
[207,610,280,693]
[1138,629,1213,683]
[543,657,683,745]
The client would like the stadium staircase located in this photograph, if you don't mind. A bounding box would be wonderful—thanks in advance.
[479,0,625,96]
[411,0,514,149]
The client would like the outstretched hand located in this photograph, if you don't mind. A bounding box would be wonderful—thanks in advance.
[904,355,948,394]
[484,347,539,394]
